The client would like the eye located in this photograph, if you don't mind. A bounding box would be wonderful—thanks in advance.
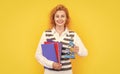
[61,15,65,18]
[55,15,59,18]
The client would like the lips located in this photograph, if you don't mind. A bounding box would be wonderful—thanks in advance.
[57,20,64,24]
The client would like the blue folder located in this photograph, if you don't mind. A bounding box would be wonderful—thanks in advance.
[41,43,58,62]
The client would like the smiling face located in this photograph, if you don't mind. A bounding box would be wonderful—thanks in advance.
[50,4,70,28]
[54,10,67,27]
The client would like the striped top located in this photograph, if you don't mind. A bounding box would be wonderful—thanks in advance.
[35,28,88,71]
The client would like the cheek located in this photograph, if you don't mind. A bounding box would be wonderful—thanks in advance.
[54,18,58,24]
[63,18,67,22]
[54,17,58,21]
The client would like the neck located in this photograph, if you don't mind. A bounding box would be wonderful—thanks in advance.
[55,26,65,36]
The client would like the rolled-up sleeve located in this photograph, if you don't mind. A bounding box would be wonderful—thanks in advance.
[35,32,54,68]
[74,33,88,56]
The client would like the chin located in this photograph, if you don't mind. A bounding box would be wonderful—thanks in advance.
[56,23,65,26]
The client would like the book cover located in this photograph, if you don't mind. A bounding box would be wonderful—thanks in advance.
[44,41,62,63]
[41,43,58,62]
[62,41,75,59]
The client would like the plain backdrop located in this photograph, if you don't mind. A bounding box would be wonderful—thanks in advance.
[0,0,120,74]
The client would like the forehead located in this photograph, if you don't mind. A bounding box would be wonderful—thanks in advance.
[55,10,66,15]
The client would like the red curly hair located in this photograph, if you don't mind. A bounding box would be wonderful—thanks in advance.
[50,4,70,28]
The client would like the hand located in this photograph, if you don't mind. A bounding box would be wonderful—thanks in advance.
[52,62,62,70]
[73,46,79,53]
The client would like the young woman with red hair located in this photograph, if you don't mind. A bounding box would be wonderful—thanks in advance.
[35,4,88,74]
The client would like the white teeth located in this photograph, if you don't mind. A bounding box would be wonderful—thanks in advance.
[57,20,64,24]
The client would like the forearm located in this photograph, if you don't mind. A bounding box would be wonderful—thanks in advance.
[77,47,88,56]
[74,33,88,56]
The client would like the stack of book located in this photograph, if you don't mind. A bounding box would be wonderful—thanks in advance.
[41,40,62,63]
[41,40,75,65]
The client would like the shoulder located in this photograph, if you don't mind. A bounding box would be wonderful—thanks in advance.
[43,29,54,37]
[68,29,79,37]
[45,29,52,32]
[67,29,77,34]
[68,30,75,33]
[40,29,52,36]
[66,30,77,38]
[43,29,53,34]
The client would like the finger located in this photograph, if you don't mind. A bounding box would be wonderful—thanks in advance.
[74,46,78,49]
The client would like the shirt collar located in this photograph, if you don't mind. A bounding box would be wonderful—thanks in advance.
[51,27,69,35]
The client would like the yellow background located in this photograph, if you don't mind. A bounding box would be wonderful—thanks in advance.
[0,0,120,74]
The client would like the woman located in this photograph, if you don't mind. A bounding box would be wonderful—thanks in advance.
[35,4,88,74]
